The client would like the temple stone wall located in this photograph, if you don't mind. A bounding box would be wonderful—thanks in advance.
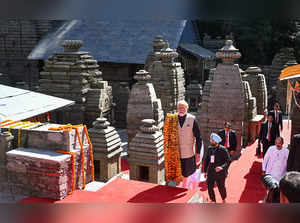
[198,40,245,157]
[0,20,60,88]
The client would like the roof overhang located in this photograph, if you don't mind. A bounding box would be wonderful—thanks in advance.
[0,84,75,121]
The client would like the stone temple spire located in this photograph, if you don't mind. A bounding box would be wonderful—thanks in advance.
[61,40,83,52]
[216,40,241,64]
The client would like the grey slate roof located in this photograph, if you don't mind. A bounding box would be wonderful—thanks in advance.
[179,43,216,59]
[0,84,74,121]
[28,20,187,64]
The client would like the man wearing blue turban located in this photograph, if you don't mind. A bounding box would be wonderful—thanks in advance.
[204,133,231,203]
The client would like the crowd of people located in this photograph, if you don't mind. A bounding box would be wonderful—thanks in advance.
[171,100,300,203]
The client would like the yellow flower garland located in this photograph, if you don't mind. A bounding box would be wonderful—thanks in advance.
[164,113,182,182]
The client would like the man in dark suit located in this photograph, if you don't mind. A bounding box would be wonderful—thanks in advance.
[218,122,237,161]
[269,103,283,137]
[259,114,277,157]
[204,133,231,203]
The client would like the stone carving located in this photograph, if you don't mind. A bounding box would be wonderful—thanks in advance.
[198,40,245,156]
[127,70,164,143]
[127,119,164,184]
[88,117,122,182]
[39,40,113,125]
[148,41,185,114]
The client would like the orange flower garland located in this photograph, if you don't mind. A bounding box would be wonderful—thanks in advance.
[83,125,95,181]
[163,113,182,182]
[56,150,76,194]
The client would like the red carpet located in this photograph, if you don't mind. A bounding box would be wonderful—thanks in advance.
[57,178,199,203]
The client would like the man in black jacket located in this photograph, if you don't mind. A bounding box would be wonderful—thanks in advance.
[259,114,277,157]
[218,122,237,161]
[204,133,231,203]
[269,103,283,137]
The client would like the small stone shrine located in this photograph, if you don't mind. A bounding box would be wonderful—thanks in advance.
[127,119,164,184]
[127,70,164,143]
[148,41,186,114]
[198,40,245,154]
[185,80,203,113]
[88,117,122,182]
[39,40,113,125]
[144,35,166,71]
[242,66,268,115]
[2,122,93,200]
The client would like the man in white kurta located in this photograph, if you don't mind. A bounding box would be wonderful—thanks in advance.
[262,137,289,182]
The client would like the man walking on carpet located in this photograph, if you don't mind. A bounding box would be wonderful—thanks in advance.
[176,100,203,189]
[258,113,277,157]
[204,133,231,203]
[218,122,237,166]
[269,103,283,137]
[261,137,289,202]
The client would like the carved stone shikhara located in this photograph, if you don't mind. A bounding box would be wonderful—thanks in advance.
[127,70,164,143]
[198,40,245,155]
[39,40,113,126]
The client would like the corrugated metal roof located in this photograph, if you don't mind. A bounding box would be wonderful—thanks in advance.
[28,20,187,64]
[0,84,75,121]
[179,43,216,59]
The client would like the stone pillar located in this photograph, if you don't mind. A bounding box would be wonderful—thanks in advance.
[243,66,268,115]
[127,70,164,143]
[148,41,186,114]
[144,35,165,71]
[198,40,245,157]
[128,119,164,184]
[0,132,14,180]
[88,117,122,182]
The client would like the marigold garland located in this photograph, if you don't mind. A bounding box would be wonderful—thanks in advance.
[49,124,86,189]
[56,150,76,194]
[83,125,95,181]
[0,120,12,125]
[8,121,30,132]
[163,113,182,182]
[0,120,20,127]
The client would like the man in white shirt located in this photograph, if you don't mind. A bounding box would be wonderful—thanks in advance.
[262,136,289,181]
[261,137,289,202]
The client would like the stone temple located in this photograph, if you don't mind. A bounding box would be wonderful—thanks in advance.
[198,40,249,155]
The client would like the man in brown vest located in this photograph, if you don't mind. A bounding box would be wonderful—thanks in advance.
[177,100,203,189]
